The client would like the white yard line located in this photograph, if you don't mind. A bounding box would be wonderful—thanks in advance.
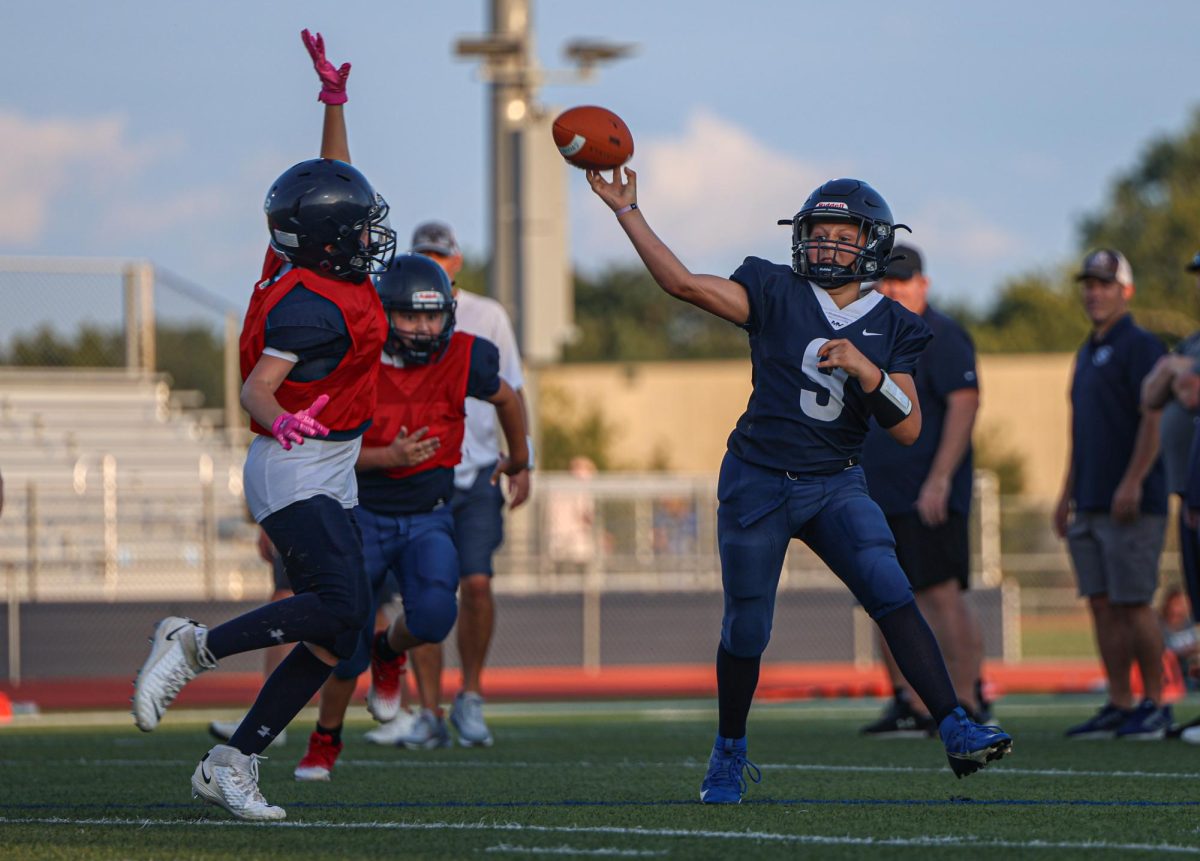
[5,757,1200,781]
[0,816,1197,854]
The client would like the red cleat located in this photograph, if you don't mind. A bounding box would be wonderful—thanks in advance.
[367,646,406,723]
[294,731,343,782]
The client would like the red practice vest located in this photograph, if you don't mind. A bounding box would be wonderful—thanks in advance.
[239,250,387,436]
[361,332,476,480]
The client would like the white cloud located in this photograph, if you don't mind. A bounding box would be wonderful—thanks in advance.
[901,198,1021,275]
[0,110,180,245]
[572,109,844,271]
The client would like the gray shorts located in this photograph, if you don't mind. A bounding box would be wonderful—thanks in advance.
[1067,511,1166,604]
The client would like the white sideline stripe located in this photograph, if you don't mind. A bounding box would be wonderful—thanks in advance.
[1,816,1197,854]
[8,758,1200,781]
[485,844,667,857]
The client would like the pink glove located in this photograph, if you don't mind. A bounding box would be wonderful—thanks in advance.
[271,394,331,451]
[301,29,351,105]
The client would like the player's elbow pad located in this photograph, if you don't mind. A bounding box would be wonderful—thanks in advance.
[866,371,912,429]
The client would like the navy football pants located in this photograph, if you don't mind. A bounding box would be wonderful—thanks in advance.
[333,505,460,680]
[716,452,914,657]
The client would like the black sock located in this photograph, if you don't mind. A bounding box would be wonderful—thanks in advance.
[374,630,402,662]
[875,602,958,726]
[206,593,344,660]
[316,722,343,746]
[975,678,988,708]
[716,643,761,740]
[229,644,332,755]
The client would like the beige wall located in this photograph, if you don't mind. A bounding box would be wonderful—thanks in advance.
[535,353,1076,501]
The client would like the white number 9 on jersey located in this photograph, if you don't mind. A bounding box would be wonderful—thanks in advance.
[799,338,847,421]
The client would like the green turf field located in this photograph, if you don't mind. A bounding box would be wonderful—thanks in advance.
[1,697,1197,860]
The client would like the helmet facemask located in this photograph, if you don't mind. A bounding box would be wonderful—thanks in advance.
[778,178,909,290]
[385,302,457,365]
[792,215,895,289]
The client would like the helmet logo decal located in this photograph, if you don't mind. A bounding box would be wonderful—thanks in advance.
[815,201,849,210]
[411,290,444,307]
[273,229,300,248]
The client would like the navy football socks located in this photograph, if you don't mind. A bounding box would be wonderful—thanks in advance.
[716,644,761,740]
[205,593,344,660]
[228,643,332,756]
[875,601,958,725]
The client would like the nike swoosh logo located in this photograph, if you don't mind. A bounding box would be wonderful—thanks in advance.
[165,624,188,641]
[862,330,882,337]
[200,755,213,784]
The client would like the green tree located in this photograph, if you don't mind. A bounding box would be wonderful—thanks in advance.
[564,264,747,362]
[968,269,1091,353]
[1079,106,1200,336]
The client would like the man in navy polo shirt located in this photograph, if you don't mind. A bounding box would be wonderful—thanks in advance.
[1055,249,1170,739]
[860,245,987,737]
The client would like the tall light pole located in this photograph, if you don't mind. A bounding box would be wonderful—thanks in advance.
[456,0,632,366]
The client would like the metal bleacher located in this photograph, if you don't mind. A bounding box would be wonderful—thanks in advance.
[0,368,260,602]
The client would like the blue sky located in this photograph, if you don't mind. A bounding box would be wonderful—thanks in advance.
[4,1,1198,317]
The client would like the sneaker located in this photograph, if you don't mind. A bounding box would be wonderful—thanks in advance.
[191,744,285,821]
[1115,699,1173,740]
[1181,724,1200,744]
[1167,713,1200,739]
[860,696,936,739]
[450,691,494,747]
[364,709,420,746]
[1065,703,1130,740]
[366,644,406,723]
[132,616,217,732]
[939,706,1013,778]
[294,731,343,781]
[209,719,287,748]
[699,735,762,804]
[396,708,451,750]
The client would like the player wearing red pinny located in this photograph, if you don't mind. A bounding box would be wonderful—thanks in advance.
[131,45,396,817]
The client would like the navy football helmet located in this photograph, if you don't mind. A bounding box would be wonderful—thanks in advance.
[375,253,456,364]
[778,178,909,289]
[264,159,397,280]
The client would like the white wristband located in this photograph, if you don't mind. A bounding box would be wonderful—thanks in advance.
[615,203,639,217]
[525,435,536,471]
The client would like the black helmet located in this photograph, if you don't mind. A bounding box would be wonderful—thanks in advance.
[375,253,457,364]
[264,159,397,280]
[777,178,909,289]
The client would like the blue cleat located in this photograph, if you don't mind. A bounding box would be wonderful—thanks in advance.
[939,706,1013,778]
[699,735,762,803]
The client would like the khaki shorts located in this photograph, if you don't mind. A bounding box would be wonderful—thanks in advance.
[1067,511,1166,604]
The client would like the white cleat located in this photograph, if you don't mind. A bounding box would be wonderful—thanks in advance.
[364,709,419,746]
[191,744,285,821]
[395,708,451,750]
[132,616,216,732]
[450,691,494,748]
[209,719,287,748]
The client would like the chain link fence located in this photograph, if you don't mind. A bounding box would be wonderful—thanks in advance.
[0,256,1126,687]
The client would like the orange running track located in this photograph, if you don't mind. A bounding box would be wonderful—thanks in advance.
[0,660,1128,713]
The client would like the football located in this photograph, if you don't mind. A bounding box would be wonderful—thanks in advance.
[551,105,634,170]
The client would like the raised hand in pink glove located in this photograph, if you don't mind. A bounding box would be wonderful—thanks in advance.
[271,394,331,451]
[301,29,351,105]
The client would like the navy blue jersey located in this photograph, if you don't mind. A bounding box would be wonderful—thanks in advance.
[264,284,350,382]
[862,305,978,516]
[1071,313,1167,514]
[727,257,932,474]
[357,337,502,515]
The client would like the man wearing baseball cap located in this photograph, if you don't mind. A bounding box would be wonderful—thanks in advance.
[1057,249,1171,739]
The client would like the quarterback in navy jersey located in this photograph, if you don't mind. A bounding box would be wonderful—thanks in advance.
[586,169,1011,802]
